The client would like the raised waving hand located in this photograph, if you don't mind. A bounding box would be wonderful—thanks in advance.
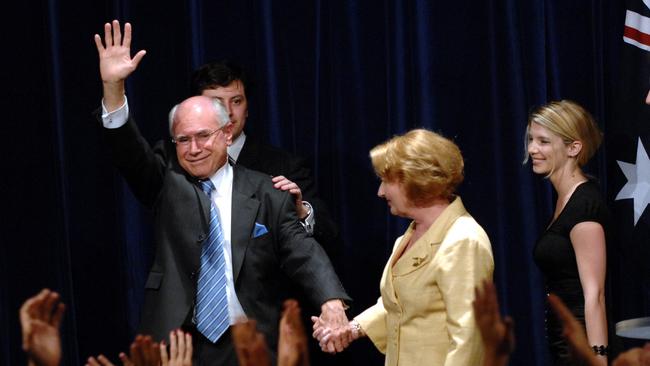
[93,20,146,110]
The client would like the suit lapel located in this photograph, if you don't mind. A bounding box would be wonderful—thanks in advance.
[391,196,467,276]
[391,225,435,276]
[230,167,260,283]
[381,227,414,304]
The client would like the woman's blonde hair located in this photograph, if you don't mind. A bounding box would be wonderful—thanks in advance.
[370,129,464,206]
[525,100,603,167]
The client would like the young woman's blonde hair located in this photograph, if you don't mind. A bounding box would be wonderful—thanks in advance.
[524,100,603,167]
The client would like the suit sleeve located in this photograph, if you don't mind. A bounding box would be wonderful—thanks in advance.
[273,190,351,306]
[96,109,166,208]
[435,226,494,366]
[355,298,388,354]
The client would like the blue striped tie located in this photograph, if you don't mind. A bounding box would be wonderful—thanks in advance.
[196,180,230,343]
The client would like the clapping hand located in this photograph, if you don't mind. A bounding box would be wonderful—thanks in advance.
[160,330,192,366]
[473,280,514,366]
[86,335,160,366]
[232,319,272,366]
[278,300,309,366]
[613,343,650,366]
[20,289,66,366]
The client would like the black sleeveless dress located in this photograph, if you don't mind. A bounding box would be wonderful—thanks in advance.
[533,180,609,366]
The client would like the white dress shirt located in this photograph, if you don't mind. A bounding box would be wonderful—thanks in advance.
[204,163,247,323]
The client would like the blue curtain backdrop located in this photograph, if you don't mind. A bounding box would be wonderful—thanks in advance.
[2,0,633,365]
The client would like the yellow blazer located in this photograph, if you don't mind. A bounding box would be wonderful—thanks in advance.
[355,197,494,366]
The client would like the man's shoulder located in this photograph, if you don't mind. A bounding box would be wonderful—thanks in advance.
[232,164,278,193]
[238,138,310,181]
[233,163,272,180]
[243,138,302,161]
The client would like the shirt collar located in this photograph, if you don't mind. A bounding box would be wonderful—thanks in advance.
[206,161,233,197]
[227,132,246,162]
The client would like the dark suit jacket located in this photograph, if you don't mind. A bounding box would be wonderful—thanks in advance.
[236,137,341,262]
[101,116,350,351]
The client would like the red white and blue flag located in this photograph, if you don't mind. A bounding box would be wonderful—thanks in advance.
[624,3,650,51]
[609,0,650,325]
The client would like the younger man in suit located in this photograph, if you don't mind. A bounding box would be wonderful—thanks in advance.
[190,61,341,263]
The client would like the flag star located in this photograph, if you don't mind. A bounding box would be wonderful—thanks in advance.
[615,137,650,226]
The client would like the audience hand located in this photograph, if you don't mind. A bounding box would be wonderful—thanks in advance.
[86,354,121,366]
[278,300,309,366]
[473,280,514,366]
[20,289,66,366]
[232,319,272,366]
[86,335,160,366]
[127,335,161,366]
[613,343,650,366]
[271,176,308,219]
[160,330,192,366]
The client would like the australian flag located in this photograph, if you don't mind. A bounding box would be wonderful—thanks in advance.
[608,0,650,335]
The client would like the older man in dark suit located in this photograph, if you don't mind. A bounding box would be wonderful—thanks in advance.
[94,20,351,365]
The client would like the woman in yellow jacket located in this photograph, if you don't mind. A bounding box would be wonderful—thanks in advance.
[315,129,494,366]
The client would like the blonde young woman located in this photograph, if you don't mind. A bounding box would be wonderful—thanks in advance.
[314,129,494,365]
[526,101,609,365]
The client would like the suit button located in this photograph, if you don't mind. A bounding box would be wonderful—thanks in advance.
[190,271,197,279]
[197,234,206,242]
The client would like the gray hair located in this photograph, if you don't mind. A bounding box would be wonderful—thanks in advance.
[168,98,231,136]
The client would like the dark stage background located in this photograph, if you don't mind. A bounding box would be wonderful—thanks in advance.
[4,0,649,365]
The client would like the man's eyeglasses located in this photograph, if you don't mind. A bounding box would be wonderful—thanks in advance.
[172,129,220,146]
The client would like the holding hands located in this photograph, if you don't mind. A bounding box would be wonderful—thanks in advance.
[311,299,357,354]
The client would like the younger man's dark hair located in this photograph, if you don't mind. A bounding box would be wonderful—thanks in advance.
[190,60,253,96]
